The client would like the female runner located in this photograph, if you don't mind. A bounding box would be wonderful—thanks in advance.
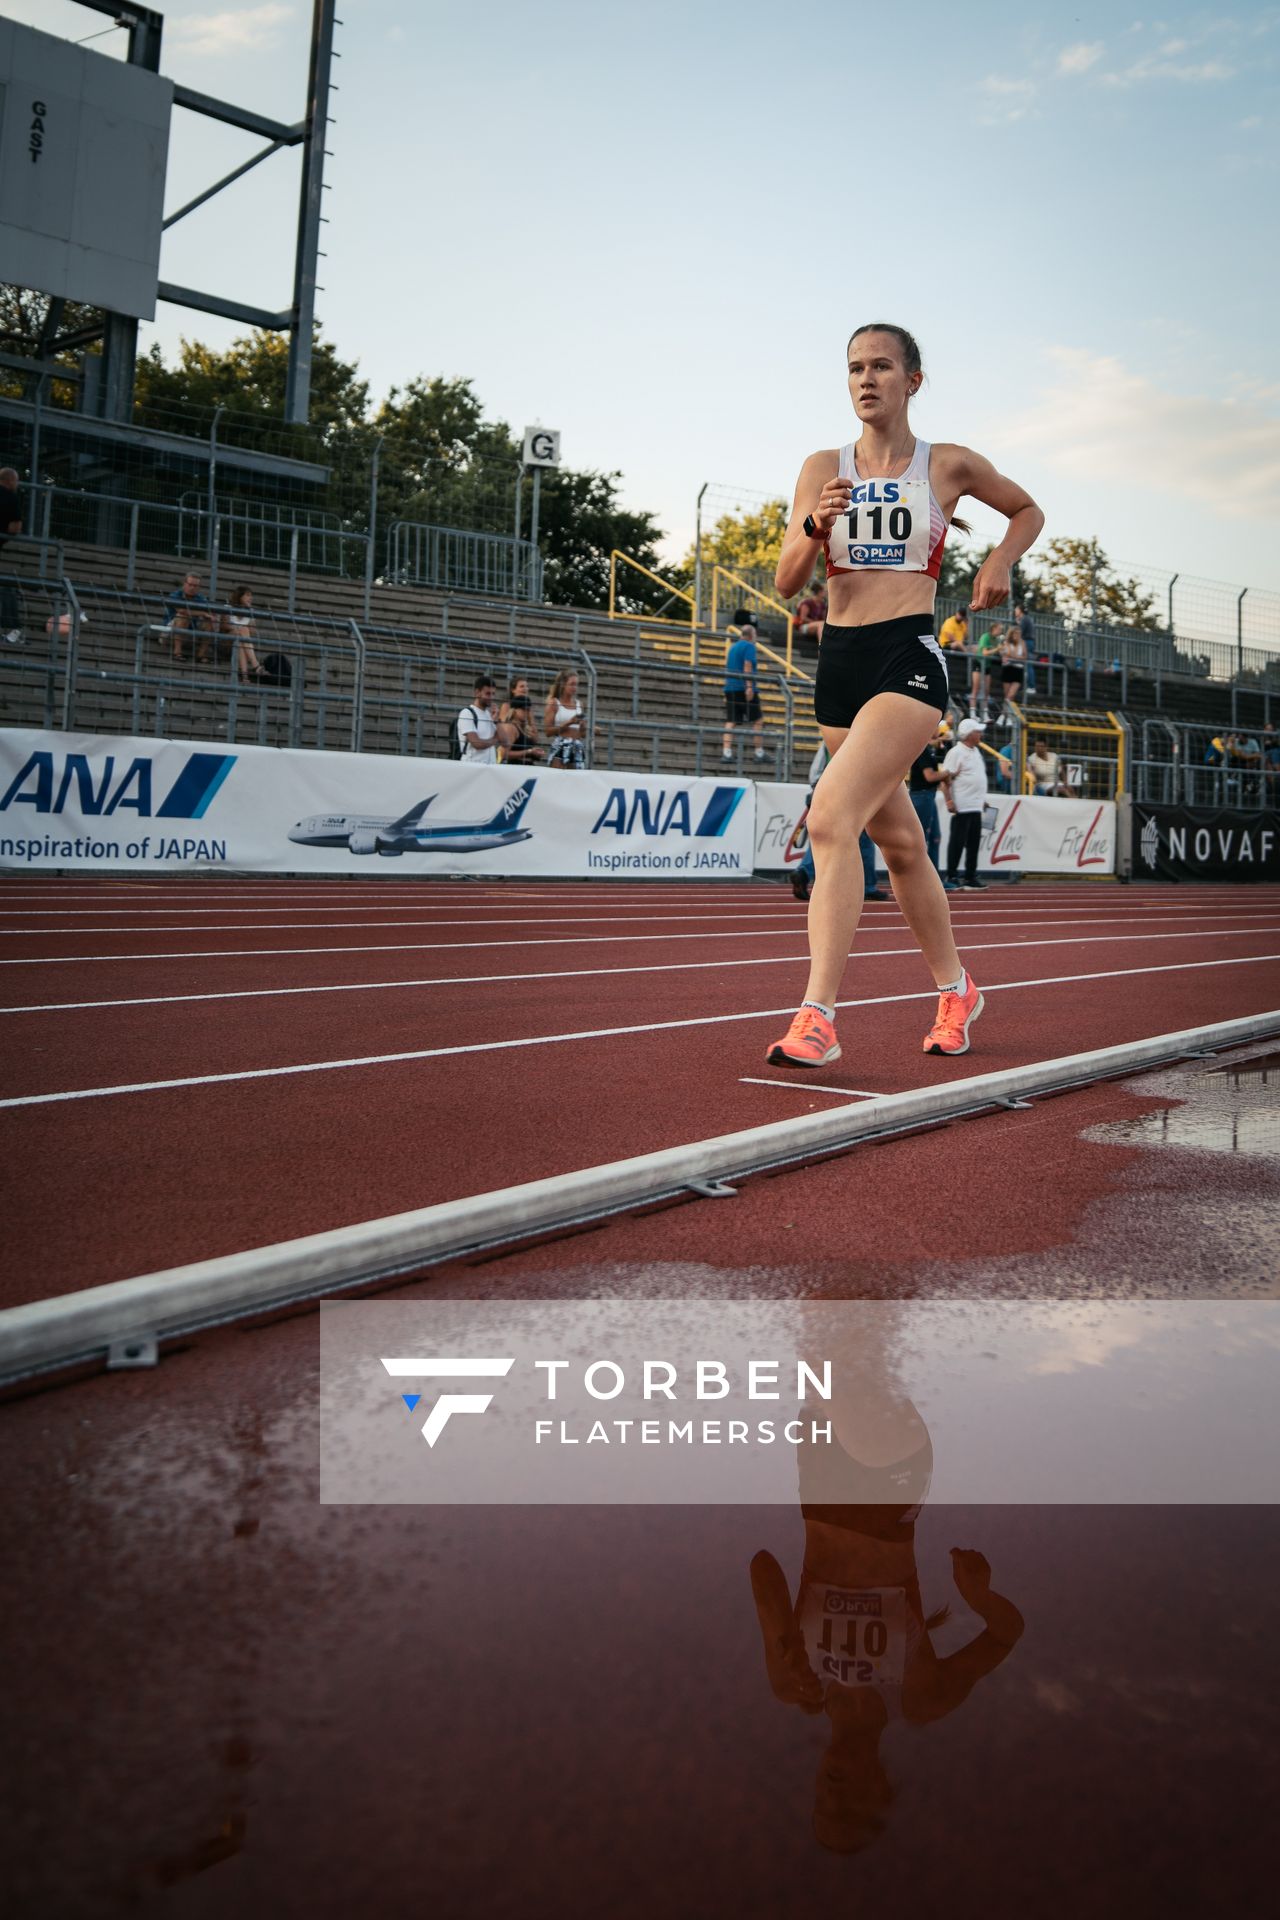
[766,323,1043,1067]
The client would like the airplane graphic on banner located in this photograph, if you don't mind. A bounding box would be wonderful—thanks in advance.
[289,781,536,857]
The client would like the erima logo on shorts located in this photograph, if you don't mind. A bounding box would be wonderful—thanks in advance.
[382,1356,515,1445]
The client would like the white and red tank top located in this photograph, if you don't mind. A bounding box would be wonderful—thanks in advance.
[824,437,949,581]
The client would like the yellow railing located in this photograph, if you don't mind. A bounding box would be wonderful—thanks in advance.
[1008,703,1127,801]
[608,550,694,627]
[709,563,796,673]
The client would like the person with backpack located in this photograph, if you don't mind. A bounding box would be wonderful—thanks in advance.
[454,674,509,763]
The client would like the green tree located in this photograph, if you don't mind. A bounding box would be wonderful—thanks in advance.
[683,499,790,576]
[22,312,668,608]
[1024,536,1159,631]
[134,327,370,442]
[0,285,102,404]
[534,466,664,611]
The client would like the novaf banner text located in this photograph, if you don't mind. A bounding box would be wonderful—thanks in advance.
[0,728,756,877]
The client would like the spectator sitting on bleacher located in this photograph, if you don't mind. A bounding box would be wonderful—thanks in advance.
[0,465,24,645]
[1204,735,1226,768]
[221,585,265,682]
[794,583,826,645]
[938,607,968,652]
[1027,738,1070,796]
[499,675,545,764]
[164,570,215,664]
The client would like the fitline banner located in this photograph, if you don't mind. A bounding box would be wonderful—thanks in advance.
[0,728,756,877]
[754,781,1116,877]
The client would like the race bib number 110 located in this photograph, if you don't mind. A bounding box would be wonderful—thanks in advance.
[827,476,930,571]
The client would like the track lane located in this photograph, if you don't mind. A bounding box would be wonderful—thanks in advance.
[4,922,1280,1016]
[2,954,1277,1302]
[1,925,1277,1100]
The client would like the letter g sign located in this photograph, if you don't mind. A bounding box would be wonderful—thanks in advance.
[522,427,561,468]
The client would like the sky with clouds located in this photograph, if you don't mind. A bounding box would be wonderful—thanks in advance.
[7,0,1280,608]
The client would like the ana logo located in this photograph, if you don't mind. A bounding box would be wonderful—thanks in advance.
[382,1356,514,1446]
[591,786,744,838]
[1140,814,1160,870]
[0,749,236,820]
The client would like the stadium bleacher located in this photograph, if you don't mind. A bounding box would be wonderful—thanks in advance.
[1,524,1275,806]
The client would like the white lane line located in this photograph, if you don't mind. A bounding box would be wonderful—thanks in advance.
[4,924,1279,1015]
[3,907,1279,966]
[0,912,831,935]
[1,951,1276,1110]
[739,1077,882,1098]
[0,901,842,920]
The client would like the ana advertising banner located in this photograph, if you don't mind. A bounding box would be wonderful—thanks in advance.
[1133,805,1279,882]
[0,729,757,878]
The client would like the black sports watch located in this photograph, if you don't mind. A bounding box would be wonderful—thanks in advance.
[802,514,826,541]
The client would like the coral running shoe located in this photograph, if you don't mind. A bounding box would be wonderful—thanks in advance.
[922,974,984,1056]
[766,1006,841,1069]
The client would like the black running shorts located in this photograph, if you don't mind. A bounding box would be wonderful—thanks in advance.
[814,616,950,728]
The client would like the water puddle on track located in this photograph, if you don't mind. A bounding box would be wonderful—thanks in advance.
[1082,1042,1280,1160]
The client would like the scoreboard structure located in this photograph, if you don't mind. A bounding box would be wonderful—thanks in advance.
[0,1,335,427]
[0,17,172,322]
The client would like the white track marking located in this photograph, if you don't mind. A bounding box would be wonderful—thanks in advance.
[3,925,1278,1014]
[3,907,1278,965]
[1,951,1276,1110]
[739,1077,882,1097]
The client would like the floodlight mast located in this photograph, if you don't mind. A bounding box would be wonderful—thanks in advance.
[285,0,337,424]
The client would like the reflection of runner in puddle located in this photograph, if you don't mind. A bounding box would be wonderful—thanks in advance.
[750,1318,1024,1853]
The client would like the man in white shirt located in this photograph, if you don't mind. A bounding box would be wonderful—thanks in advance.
[1027,738,1069,796]
[941,716,989,891]
[456,674,508,763]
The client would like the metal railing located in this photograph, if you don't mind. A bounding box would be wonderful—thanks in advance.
[0,567,78,734]
[177,491,346,570]
[1004,703,1130,803]
[1131,718,1277,811]
[386,522,542,602]
[934,592,1280,692]
[8,577,804,778]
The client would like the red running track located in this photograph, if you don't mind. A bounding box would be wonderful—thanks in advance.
[1,875,1278,1305]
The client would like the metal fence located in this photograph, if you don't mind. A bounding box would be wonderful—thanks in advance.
[386,522,542,602]
[0,396,539,603]
[1131,718,1277,812]
[933,590,1280,692]
[0,580,797,779]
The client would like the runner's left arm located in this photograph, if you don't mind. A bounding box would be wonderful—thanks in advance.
[943,448,1044,611]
